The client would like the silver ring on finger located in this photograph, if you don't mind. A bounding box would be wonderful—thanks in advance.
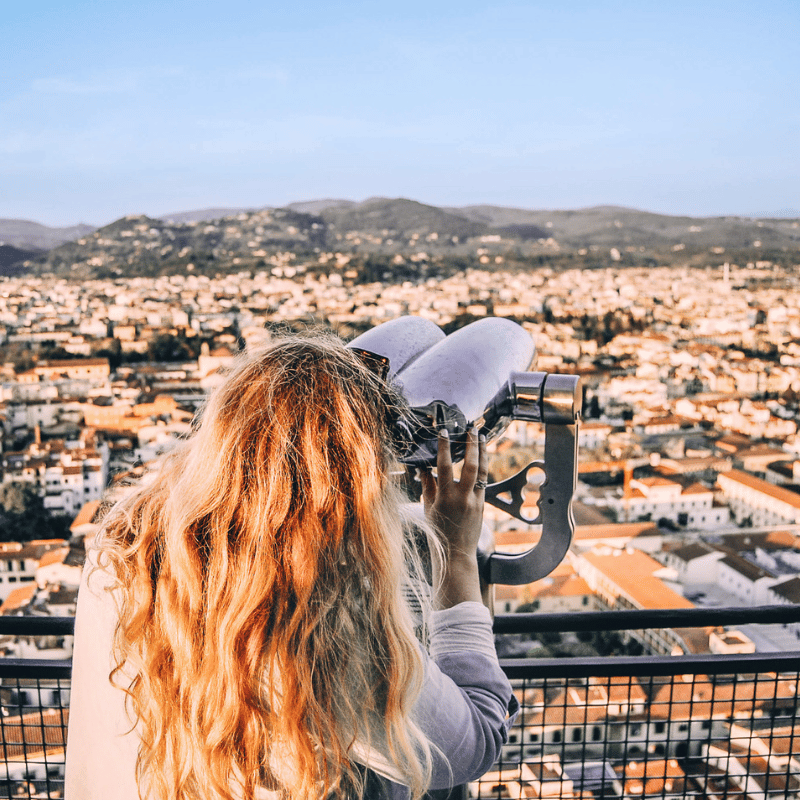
[474,479,488,491]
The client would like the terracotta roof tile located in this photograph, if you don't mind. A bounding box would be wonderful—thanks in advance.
[37,547,69,569]
[0,584,37,613]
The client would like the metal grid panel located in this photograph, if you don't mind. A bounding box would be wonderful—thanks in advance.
[2,615,800,798]
[0,676,68,799]
[470,668,800,799]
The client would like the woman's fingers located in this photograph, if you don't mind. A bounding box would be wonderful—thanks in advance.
[477,432,489,491]
[436,428,454,487]
[459,426,480,489]
[419,469,436,508]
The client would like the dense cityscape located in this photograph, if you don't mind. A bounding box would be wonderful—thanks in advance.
[3,210,800,796]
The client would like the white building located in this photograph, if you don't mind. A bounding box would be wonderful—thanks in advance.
[717,553,779,606]
[661,542,725,585]
[0,541,67,601]
[618,476,729,529]
[717,469,800,526]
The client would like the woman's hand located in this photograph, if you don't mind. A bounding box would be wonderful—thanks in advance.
[419,426,489,609]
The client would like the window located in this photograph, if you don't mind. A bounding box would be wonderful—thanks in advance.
[528,732,539,742]
[572,728,582,742]
[551,730,562,743]
[592,726,603,741]
[654,722,666,734]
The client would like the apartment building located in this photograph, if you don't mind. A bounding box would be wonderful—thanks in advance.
[0,540,67,601]
[575,548,693,655]
[31,358,110,382]
[618,476,729,529]
[717,468,800,526]
[661,541,725,585]
[2,436,109,516]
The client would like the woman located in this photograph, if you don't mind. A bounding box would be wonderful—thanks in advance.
[65,335,517,799]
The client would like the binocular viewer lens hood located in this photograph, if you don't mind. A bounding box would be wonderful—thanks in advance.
[348,316,580,466]
[348,315,582,586]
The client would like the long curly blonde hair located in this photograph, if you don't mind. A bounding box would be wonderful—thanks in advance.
[98,336,437,799]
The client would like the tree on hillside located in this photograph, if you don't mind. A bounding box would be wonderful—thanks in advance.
[0,483,70,542]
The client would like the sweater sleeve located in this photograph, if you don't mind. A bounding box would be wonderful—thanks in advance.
[353,601,519,793]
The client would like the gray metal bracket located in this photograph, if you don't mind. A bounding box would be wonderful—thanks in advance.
[482,422,579,585]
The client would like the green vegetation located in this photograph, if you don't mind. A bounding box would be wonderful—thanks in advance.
[0,483,71,542]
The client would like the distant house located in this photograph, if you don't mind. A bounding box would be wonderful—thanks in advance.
[614,759,686,798]
[575,548,693,654]
[70,499,103,542]
[33,358,110,382]
[1,436,109,517]
[578,421,614,450]
[735,444,793,476]
[661,541,725,586]
[35,546,83,590]
[767,575,800,642]
[717,468,800,525]
[0,540,66,601]
[0,707,68,785]
[764,458,800,486]
[619,475,728,529]
[704,737,800,798]
[717,552,779,605]
[522,561,595,615]
[0,583,37,615]
[634,415,685,436]
[571,522,663,555]
[197,343,236,378]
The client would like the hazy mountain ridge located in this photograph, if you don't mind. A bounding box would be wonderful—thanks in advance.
[6,199,800,279]
[159,207,256,224]
[319,197,493,240]
[286,199,356,215]
[0,219,96,251]
[28,208,326,279]
[452,205,800,249]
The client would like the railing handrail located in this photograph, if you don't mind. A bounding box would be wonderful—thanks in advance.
[500,649,800,678]
[493,604,800,633]
[0,658,72,679]
[0,616,76,636]
[2,605,800,638]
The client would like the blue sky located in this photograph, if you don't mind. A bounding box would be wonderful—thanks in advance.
[2,0,798,226]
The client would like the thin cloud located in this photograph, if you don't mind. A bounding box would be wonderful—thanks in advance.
[231,66,290,84]
[29,66,188,96]
[31,75,139,95]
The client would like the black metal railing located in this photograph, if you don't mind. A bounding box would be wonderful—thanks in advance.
[3,609,800,799]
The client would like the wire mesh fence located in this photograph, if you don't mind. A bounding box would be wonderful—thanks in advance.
[0,672,69,799]
[2,614,800,798]
[470,655,800,799]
